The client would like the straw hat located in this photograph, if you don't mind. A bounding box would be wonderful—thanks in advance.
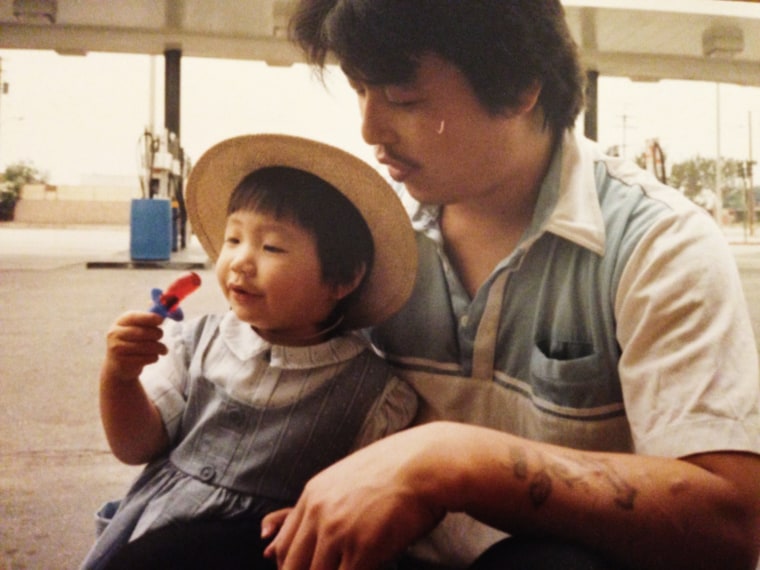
[186,134,417,329]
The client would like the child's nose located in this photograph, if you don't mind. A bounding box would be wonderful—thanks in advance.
[230,248,256,275]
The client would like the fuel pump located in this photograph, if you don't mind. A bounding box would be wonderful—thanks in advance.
[138,128,190,252]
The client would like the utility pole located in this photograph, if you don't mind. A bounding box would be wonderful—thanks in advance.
[715,83,723,227]
[748,111,755,237]
[621,113,628,158]
[616,109,636,159]
[0,57,3,170]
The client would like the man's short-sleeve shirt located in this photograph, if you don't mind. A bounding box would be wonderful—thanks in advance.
[372,132,760,567]
[372,130,760,460]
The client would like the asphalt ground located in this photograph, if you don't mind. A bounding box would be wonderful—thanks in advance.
[0,224,226,570]
[1,222,760,570]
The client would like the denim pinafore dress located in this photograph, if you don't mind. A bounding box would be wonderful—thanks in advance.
[81,315,396,570]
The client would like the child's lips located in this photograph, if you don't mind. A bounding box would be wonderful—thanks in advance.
[229,283,262,299]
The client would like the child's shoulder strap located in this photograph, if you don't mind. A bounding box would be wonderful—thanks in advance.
[182,314,224,367]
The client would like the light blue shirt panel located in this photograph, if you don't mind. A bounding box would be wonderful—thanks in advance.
[377,176,665,397]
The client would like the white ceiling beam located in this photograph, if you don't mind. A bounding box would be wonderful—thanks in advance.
[583,50,760,86]
[0,23,303,65]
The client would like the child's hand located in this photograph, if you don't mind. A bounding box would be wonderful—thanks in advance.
[102,311,168,384]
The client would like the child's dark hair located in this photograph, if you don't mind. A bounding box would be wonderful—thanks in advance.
[291,0,585,133]
[228,166,374,321]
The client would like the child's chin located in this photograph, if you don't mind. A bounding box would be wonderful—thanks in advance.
[230,307,263,327]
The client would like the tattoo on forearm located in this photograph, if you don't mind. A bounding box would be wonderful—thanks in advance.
[510,446,529,480]
[599,461,637,510]
[529,471,552,507]
[512,446,553,507]
[508,445,638,511]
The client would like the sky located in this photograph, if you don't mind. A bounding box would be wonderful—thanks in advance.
[0,48,759,187]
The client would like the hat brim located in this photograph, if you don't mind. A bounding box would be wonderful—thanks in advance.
[185,134,417,329]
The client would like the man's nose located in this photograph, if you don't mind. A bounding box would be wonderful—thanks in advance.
[360,91,395,146]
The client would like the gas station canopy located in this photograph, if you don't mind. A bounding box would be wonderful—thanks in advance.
[1,0,760,86]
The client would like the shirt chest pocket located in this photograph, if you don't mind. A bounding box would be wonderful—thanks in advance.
[529,340,622,411]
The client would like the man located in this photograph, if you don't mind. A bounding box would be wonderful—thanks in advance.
[263,1,760,568]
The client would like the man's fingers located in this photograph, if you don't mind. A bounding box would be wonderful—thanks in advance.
[261,507,292,539]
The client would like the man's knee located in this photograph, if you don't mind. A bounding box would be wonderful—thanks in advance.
[470,536,621,570]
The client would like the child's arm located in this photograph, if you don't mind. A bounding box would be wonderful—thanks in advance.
[99,310,171,465]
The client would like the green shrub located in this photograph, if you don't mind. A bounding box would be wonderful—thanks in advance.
[0,162,45,221]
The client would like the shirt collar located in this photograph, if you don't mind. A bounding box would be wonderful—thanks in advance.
[219,311,368,369]
[541,130,606,256]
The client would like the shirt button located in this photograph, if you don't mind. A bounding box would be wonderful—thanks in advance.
[199,466,215,482]
[460,315,469,327]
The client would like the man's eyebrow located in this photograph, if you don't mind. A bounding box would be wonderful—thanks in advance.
[342,69,372,85]
[343,72,419,90]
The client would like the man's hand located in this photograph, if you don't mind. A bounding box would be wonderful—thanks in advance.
[262,425,451,570]
[261,421,760,570]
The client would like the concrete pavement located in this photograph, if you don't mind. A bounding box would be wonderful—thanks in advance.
[1,222,760,570]
[0,224,226,570]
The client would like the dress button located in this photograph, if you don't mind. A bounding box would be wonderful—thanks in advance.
[229,409,244,426]
[199,466,215,482]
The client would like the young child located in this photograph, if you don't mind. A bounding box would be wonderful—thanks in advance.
[81,134,418,569]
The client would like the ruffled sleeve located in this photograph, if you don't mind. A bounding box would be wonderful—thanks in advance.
[351,376,419,450]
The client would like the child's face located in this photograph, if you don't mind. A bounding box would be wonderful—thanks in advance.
[216,209,347,345]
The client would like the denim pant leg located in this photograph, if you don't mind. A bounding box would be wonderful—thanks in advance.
[103,517,277,570]
[469,536,622,570]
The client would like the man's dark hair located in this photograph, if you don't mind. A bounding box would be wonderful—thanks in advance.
[291,0,585,133]
[228,166,374,296]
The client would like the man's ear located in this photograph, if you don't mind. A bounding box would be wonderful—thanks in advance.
[510,81,542,116]
[332,264,368,301]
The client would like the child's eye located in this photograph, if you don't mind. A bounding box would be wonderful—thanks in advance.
[263,243,285,253]
[224,236,240,245]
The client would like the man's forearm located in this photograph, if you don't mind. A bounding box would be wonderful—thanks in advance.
[436,423,760,570]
